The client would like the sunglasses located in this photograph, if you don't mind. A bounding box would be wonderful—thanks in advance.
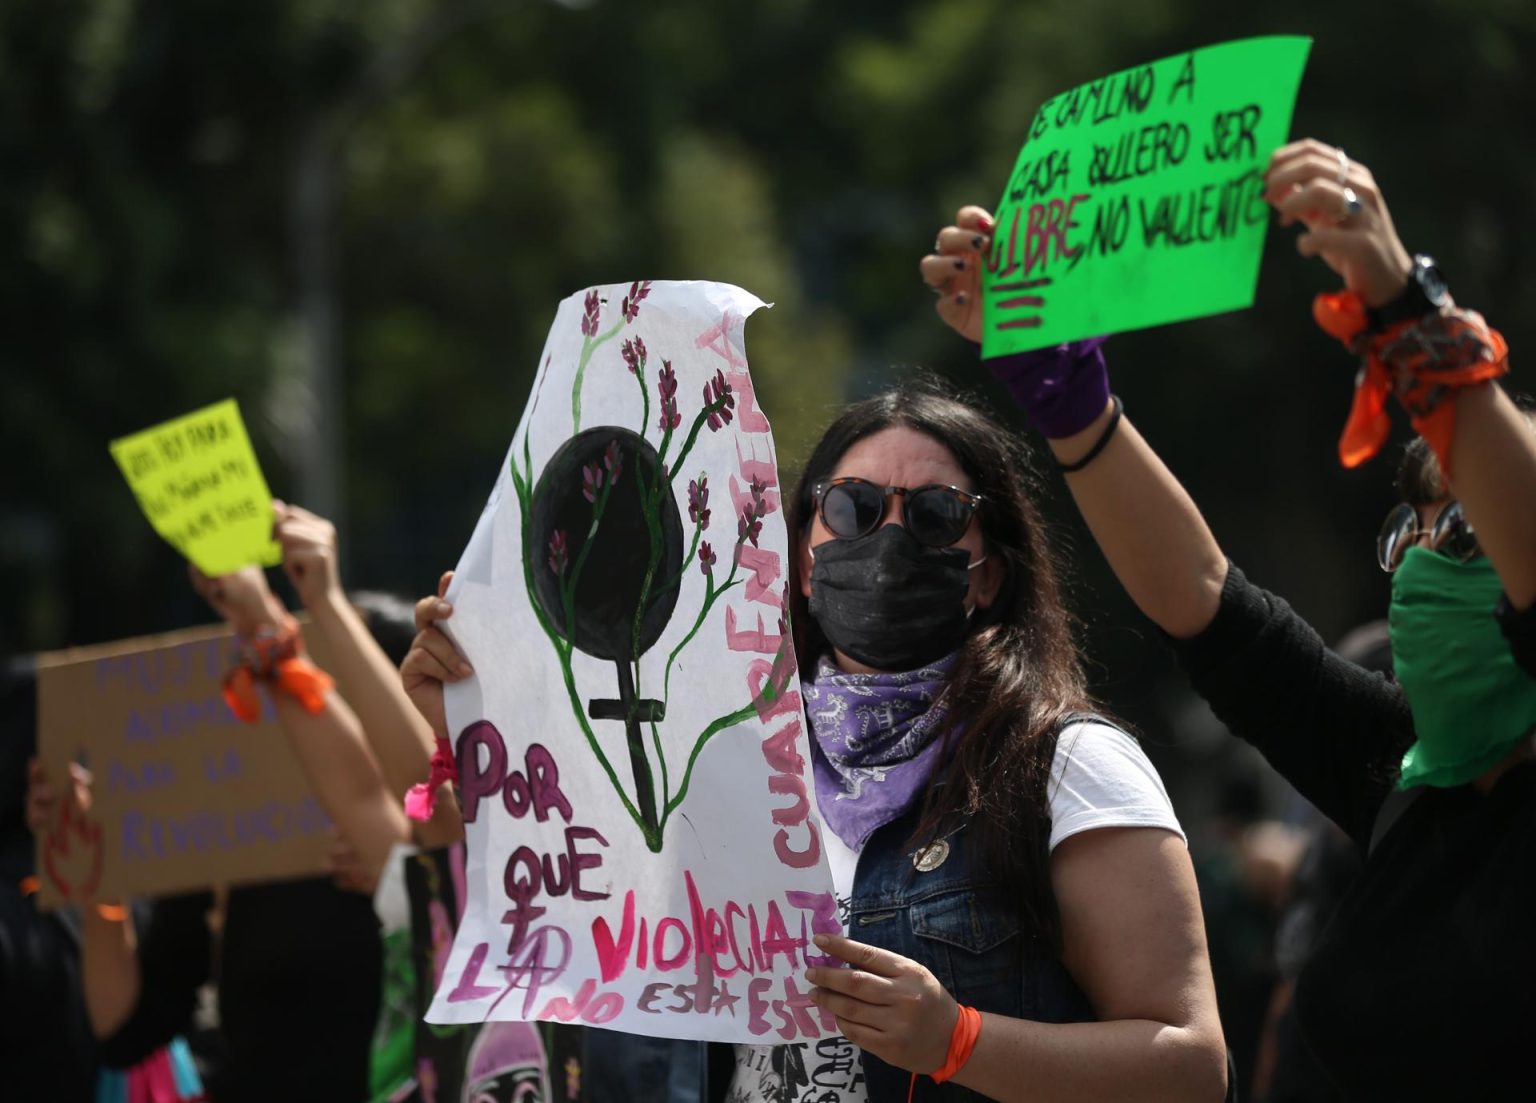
[812,477,982,548]
[1377,500,1481,572]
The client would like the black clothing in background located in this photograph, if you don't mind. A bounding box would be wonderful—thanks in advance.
[0,659,97,1102]
[99,876,382,1103]
[1171,564,1536,1101]
[0,866,98,1103]
[1265,823,1359,1103]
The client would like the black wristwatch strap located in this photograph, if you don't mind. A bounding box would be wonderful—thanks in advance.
[1367,254,1448,333]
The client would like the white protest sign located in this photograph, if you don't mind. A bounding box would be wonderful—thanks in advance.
[427,281,839,1044]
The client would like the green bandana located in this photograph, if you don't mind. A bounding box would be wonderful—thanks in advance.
[1390,546,1536,789]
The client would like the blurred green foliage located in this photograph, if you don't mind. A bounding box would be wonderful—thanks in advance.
[3,1,1534,758]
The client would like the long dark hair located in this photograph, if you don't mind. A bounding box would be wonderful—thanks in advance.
[787,374,1098,945]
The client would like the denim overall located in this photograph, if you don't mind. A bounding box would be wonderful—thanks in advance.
[847,801,1095,1101]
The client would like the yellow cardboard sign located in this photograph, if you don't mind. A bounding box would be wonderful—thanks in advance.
[109,399,283,576]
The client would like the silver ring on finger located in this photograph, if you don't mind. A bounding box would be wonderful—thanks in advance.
[1336,148,1349,186]
[1340,186,1363,221]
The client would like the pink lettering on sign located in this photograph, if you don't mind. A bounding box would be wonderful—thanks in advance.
[733,438,780,490]
[735,546,784,605]
[695,311,748,371]
[729,473,782,523]
[453,724,609,955]
[585,871,834,984]
[696,306,827,874]
[725,369,772,434]
[725,607,782,655]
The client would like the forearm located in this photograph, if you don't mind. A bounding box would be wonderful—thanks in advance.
[1048,400,1228,639]
[308,593,441,794]
[1446,381,1536,609]
[953,1014,1227,1103]
[80,907,140,1039]
[272,691,409,874]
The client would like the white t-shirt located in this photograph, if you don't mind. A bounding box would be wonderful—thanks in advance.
[729,720,1184,1103]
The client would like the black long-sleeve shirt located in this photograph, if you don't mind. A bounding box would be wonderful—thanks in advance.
[99,876,382,1103]
[1170,564,1536,1100]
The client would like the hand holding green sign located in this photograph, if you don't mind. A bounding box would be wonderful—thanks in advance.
[981,35,1312,357]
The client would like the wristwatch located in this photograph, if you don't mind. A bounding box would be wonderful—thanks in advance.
[1367,254,1450,332]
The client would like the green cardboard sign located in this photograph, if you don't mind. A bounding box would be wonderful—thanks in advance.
[981,35,1312,357]
[109,398,283,576]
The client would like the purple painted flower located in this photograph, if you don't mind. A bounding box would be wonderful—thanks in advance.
[582,462,603,503]
[699,541,717,574]
[580,289,601,337]
[620,280,651,324]
[687,476,710,529]
[548,530,569,575]
[657,360,681,432]
[603,439,623,482]
[703,369,736,432]
[620,336,647,375]
[738,502,762,547]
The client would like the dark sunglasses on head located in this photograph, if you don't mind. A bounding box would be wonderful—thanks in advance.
[812,477,982,548]
[1377,499,1481,572]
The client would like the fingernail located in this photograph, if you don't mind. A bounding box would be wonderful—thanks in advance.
[439,601,454,616]
[458,662,474,677]
[979,215,994,232]
[813,933,831,948]
[953,258,966,271]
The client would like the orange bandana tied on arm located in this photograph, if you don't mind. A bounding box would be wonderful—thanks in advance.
[1314,291,1509,475]
[222,617,334,723]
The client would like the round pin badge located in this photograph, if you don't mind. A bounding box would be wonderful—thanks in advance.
[912,839,950,872]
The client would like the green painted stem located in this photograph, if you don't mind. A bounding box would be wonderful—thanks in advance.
[511,458,647,838]
[570,316,627,435]
[666,395,731,489]
[663,700,764,819]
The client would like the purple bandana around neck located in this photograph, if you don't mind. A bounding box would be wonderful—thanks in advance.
[803,651,959,850]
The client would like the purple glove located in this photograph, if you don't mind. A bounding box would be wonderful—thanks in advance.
[986,337,1110,439]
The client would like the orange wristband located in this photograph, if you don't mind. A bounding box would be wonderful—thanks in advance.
[931,1004,982,1083]
[19,877,127,921]
[222,616,334,722]
[1315,291,1508,475]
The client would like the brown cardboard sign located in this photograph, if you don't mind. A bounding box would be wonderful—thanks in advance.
[34,623,334,907]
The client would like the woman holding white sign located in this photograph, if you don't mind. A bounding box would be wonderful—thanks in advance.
[758,378,1226,1102]
[406,391,1229,1100]
[924,140,1536,1099]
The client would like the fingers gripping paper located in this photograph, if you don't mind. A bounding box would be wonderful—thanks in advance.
[982,35,1312,356]
[428,281,839,1043]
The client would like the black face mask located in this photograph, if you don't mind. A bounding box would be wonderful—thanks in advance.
[808,523,974,671]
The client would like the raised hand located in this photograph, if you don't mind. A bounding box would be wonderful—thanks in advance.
[27,757,104,902]
[274,501,344,611]
[400,570,470,738]
[1264,139,1414,307]
[920,207,996,343]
